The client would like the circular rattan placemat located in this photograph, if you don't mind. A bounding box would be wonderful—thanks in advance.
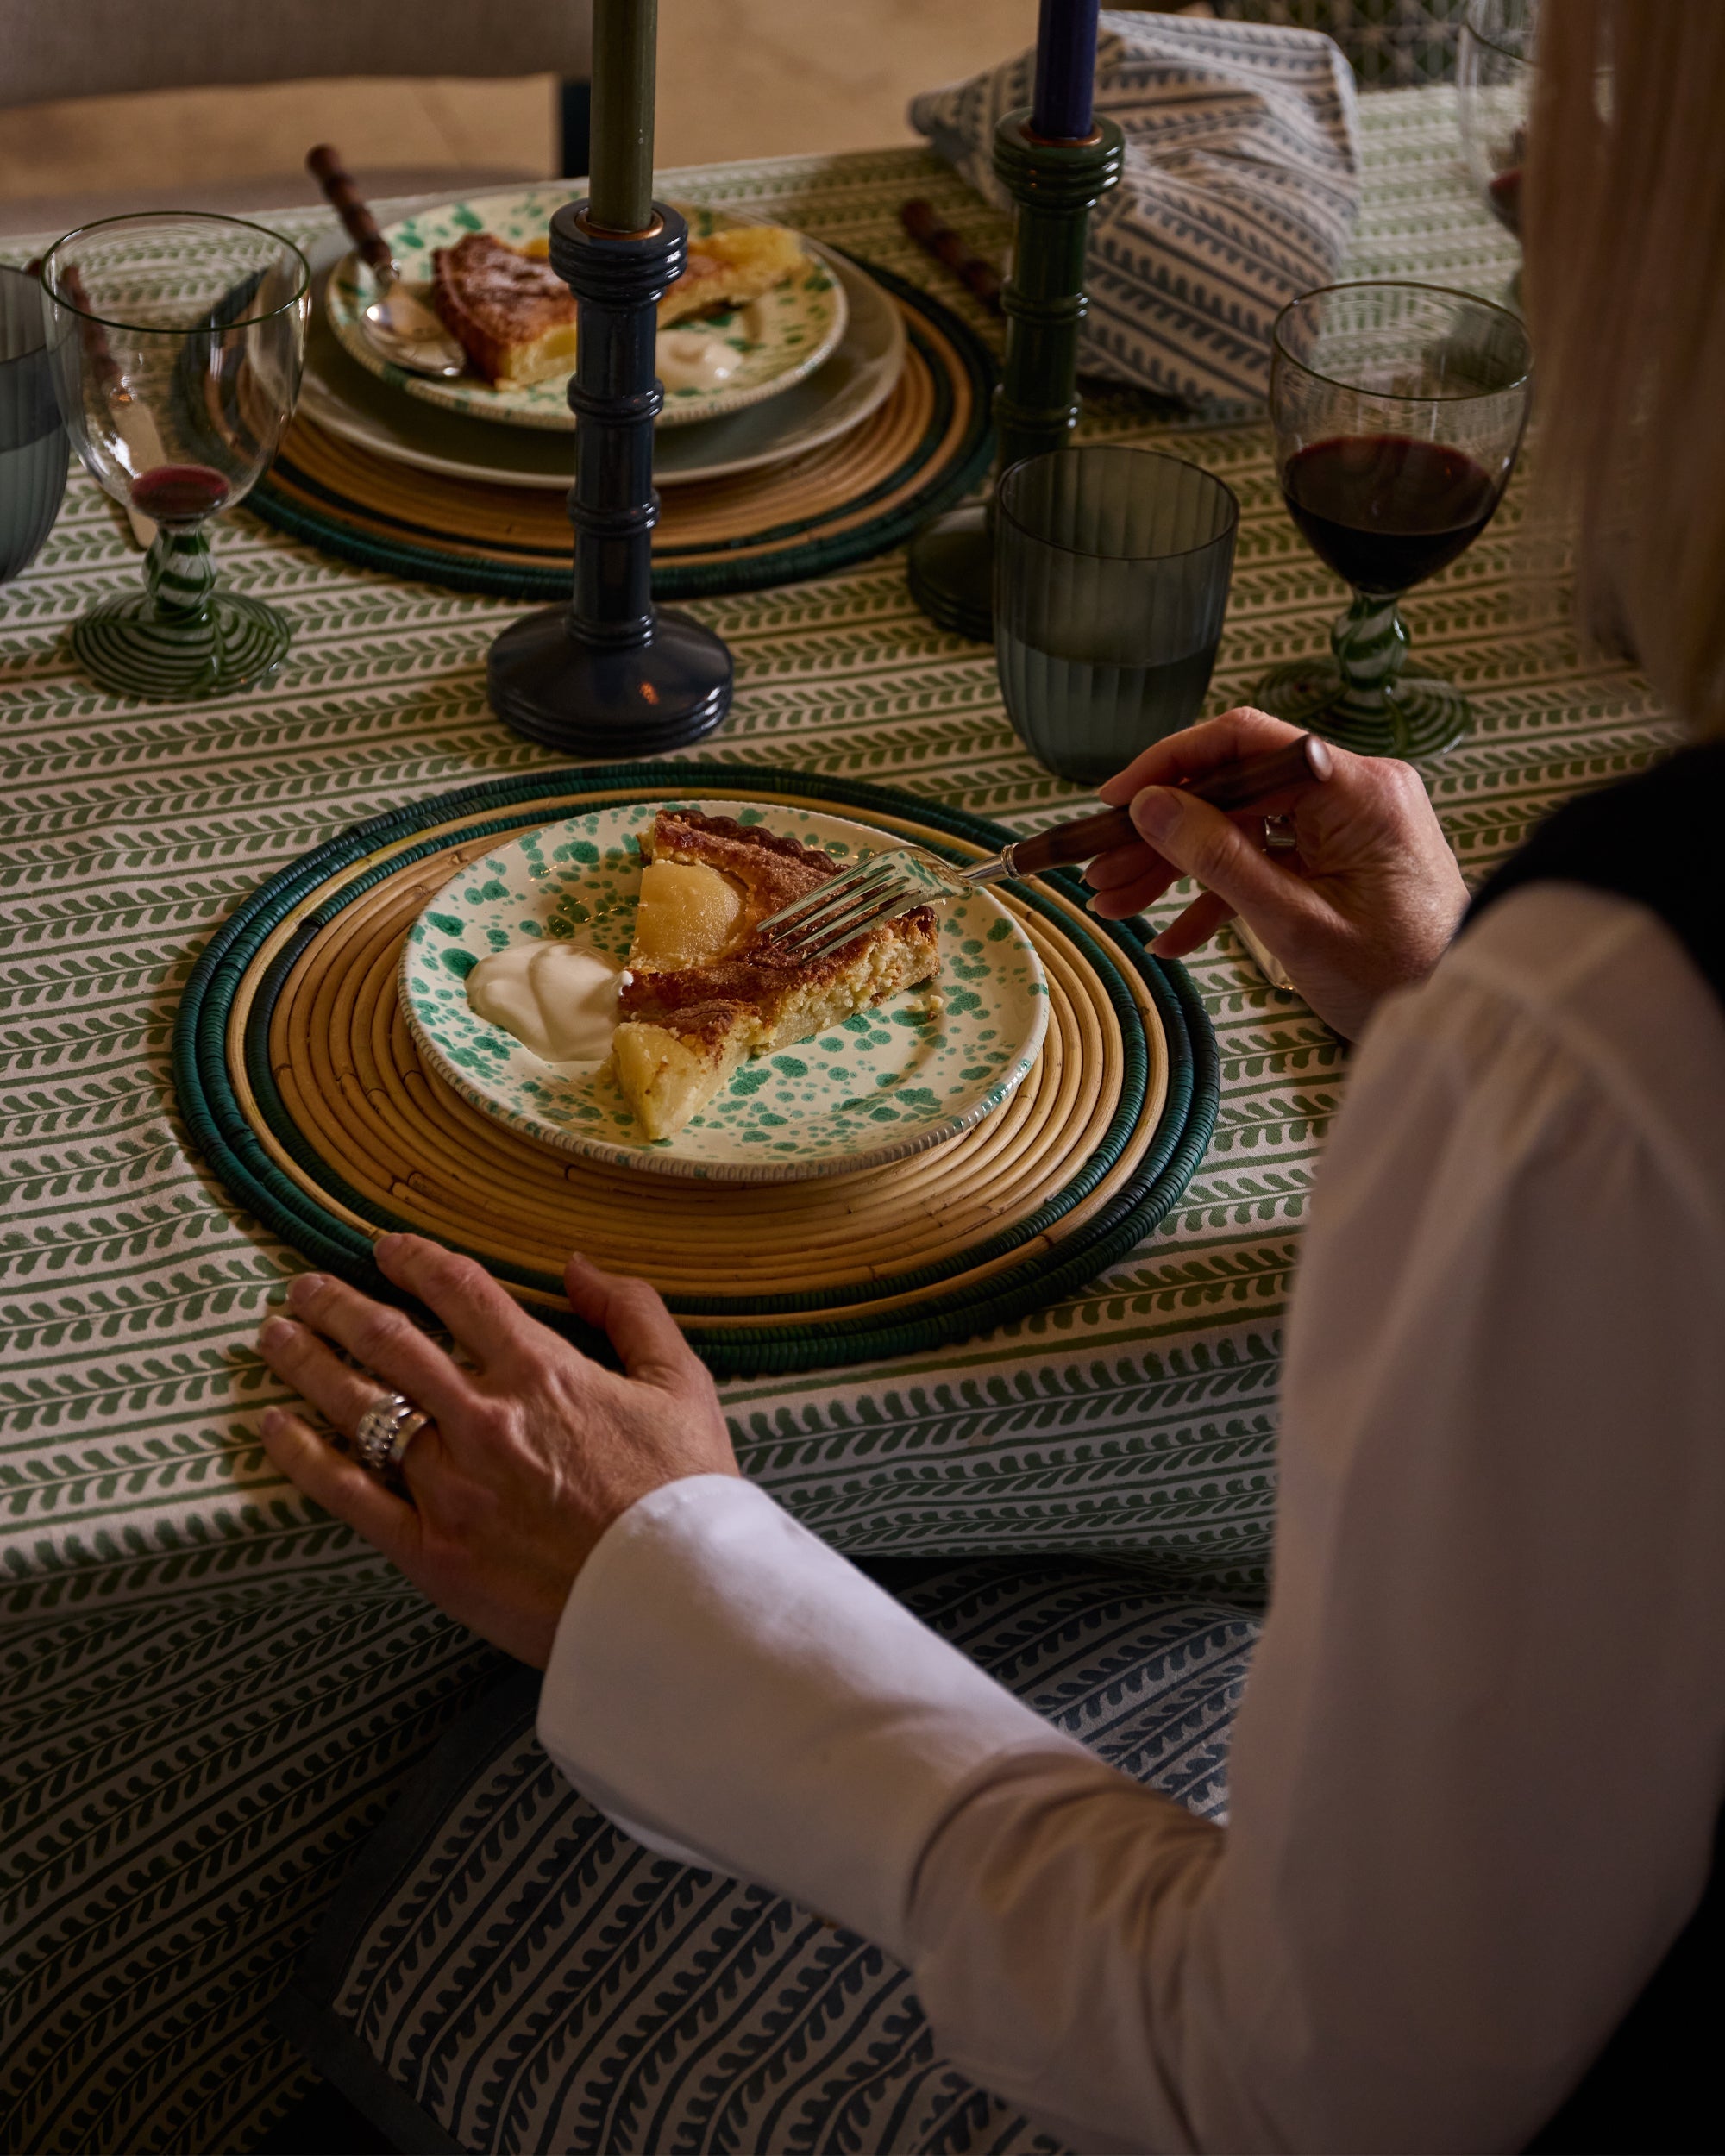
[247,260,994,604]
[174,767,1217,1376]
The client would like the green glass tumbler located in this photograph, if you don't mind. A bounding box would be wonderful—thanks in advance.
[41,213,309,701]
[0,266,68,586]
[994,445,1239,786]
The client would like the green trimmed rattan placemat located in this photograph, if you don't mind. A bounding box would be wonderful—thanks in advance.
[246,262,994,603]
[173,765,1217,1376]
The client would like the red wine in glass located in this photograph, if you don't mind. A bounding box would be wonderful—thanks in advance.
[1281,436,1501,596]
[129,463,231,524]
[1486,122,1527,237]
[1258,281,1530,758]
[1488,165,1522,236]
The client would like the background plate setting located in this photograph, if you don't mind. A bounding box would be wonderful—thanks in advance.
[325,188,846,431]
[298,239,905,490]
[399,800,1048,1183]
[250,261,993,602]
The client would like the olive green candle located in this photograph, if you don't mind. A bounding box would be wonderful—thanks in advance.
[588,0,658,233]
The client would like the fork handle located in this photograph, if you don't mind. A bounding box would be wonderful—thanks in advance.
[1000,806,1138,875]
[1000,735,1333,875]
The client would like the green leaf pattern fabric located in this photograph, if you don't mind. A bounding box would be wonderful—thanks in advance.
[279,1563,1258,2156]
[0,93,1676,2151]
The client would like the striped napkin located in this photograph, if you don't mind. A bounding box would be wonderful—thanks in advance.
[909,12,1362,405]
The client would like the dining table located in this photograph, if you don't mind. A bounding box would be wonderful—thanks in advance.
[0,85,1677,2155]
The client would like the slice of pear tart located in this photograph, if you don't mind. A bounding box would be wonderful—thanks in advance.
[612,809,939,1142]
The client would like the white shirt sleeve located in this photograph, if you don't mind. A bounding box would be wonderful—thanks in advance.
[538,885,1725,2155]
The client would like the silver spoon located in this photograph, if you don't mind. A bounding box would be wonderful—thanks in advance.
[306,143,467,379]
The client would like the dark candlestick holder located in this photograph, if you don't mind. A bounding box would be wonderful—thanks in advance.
[487,200,733,753]
[906,111,1124,643]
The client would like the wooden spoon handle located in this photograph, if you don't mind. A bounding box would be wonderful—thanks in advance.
[307,144,394,279]
[900,199,1004,314]
[1005,734,1334,874]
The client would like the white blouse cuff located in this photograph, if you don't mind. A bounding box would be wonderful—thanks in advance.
[536,1474,1089,1960]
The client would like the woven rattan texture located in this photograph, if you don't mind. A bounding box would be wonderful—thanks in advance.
[247,261,994,602]
[175,765,1217,1376]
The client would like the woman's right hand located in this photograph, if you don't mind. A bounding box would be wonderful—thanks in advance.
[1085,708,1469,1040]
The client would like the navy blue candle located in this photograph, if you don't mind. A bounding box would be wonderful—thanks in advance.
[1030,0,1101,140]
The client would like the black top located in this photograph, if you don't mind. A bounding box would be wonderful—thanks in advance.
[1465,743,1725,2155]
[1467,739,1725,996]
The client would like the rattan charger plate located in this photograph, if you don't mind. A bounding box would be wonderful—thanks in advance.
[246,260,994,604]
[174,767,1218,1376]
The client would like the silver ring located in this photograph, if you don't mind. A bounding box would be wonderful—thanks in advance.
[1264,815,1298,852]
[354,1392,430,1476]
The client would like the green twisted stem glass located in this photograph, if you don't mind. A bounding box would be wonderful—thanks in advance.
[1256,282,1532,764]
[40,212,308,705]
[1253,590,1469,760]
[71,523,291,700]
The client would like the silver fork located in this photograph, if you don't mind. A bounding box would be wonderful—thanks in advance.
[756,734,1333,961]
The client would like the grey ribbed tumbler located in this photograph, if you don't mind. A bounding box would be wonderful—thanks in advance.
[994,446,1239,785]
[0,266,68,585]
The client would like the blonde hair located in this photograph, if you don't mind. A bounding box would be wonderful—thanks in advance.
[1524,0,1725,736]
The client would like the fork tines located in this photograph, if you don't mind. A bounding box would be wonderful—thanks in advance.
[756,856,911,958]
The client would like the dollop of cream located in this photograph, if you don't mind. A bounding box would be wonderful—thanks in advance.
[467,941,621,1064]
[656,330,741,392]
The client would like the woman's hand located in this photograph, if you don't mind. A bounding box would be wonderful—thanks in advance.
[255,1234,737,1668]
[1085,708,1468,1039]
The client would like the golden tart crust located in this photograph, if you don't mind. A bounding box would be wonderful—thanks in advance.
[656,224,808,328]
[612,810,940,1142]
[430,233,577,386]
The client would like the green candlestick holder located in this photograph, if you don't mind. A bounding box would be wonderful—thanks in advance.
[906,110,1124,643]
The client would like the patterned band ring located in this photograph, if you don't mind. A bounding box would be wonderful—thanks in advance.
[353,1392,430,1476]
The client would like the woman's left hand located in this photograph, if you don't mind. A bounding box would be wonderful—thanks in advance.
[254,1233,738,1668]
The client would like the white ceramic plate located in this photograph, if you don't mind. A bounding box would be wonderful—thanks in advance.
[325,188,846,432]
[299,238,905,489]
[399,801,1049,1184]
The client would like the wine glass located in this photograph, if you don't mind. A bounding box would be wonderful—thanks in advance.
[1,265,68,586]
[994,446,1239,785]
[40,214,309,700]
[1252,281,1532,761]
[1458,0,1537,252]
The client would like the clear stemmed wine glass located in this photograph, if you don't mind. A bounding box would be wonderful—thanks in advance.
[1458,0,1538,254]
[40,214,309,700]
[1252,281,1532,761]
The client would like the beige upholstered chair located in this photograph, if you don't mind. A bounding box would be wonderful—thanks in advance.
[0,0,594,234]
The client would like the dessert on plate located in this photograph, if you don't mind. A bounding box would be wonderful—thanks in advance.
[430,234,579,388]
[612,809,939,1141]
[655,223,806,326]
[430,222,809,387]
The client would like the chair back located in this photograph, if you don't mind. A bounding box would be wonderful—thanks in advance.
[1,0,593,109]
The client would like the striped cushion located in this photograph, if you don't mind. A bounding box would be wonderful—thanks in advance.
[275,1559,1258,2155]
[909,12,1362,405]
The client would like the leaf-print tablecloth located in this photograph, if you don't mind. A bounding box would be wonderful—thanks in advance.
[1,91,1674,2153]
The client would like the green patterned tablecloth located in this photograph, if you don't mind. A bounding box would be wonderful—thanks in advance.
[0,92,1674,2153]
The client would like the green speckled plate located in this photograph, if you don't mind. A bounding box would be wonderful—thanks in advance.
[325,188,847,433]
[399,800,1048,1184]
